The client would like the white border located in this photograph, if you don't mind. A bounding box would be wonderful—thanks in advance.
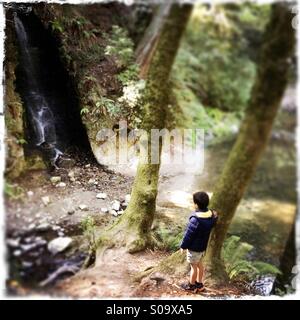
[0,0,298,300]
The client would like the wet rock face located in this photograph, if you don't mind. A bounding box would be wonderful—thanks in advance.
[4,15,27,179]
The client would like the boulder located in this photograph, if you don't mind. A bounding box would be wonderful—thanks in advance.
[47,237,73,255]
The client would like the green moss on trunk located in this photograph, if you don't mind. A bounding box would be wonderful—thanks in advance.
[96,4,192,254]
[205,3,296,284]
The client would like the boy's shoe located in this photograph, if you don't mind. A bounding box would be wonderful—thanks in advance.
[180,282,198,292]
[195,282,205,292]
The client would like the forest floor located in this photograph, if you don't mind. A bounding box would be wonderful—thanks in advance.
[5,150,251,298]
[5,107,296,299]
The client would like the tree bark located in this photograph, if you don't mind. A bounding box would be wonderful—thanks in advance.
[97,4,192,254]
[205,3,296,284]
[271,218,296,294]
[135,3,172,79]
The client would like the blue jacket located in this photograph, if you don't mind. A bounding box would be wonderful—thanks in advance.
[180,210,217,252]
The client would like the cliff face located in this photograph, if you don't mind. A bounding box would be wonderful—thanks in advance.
[4,17,27,179]
[4,3,150,177]
[33,3,146,164]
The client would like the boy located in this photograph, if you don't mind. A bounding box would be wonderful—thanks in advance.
[180,191,218,292]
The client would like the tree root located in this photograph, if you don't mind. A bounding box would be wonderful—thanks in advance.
[133,250,188,283]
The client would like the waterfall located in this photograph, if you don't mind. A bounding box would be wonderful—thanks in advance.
[14,13,63,167]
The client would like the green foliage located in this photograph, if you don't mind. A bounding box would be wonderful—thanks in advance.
[4,182,24,200]
[222,235,281,280]
[154,226,184,252]
[100,96,122,116]
[170,4,271,141]
[71,16,88,29]
[80,107,89,116]
[17,138,27,145]
[51,19,64,33]
[104,25,135,68]
[117,64,139,85]
[172,4,262,114]
[81,216,96,252]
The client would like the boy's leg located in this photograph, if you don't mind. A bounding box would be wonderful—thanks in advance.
[189,263,198,284]
[196,261,204,283]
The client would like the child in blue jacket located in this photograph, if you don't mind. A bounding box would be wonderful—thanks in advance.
[180,191,218,292]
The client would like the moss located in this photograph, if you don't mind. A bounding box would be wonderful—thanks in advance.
[4,20,27,179]
[33,4,142,160]
[94,5,193,255]
[205,3,296,284]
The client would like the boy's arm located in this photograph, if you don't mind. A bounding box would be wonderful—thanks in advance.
[180,217,199,250]
[211,209,218,225]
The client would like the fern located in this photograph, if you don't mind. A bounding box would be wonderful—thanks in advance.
[4,182,24,200]
[251,261,281,276]
[81,216,96,252]
[222,235,281,281]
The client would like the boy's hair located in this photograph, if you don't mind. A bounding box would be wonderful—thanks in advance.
[193,191,209,210]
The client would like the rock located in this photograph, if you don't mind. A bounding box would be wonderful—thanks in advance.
[58,231,65,237]
[150,272,165,283]
[36,223,51,232]
[96,193,107,199]
[101,207,108,213]
[111,200,121,211]
[68,171,75,179]
[13,250,22,257]
[24,237,33,244]
[118,210,124,215]
[85,164,91,168]
[56,182,66,188]
[22,261,33,268]
[6,238,20,248]
[50,176,61,184]
[41,196,51,206]
[78,204,88,211]
[109,210,118,217]
[121,201,128,210]
[88,178,95,185]
[47,237,73,255]
[52,225,60,231]
[67,209,75,215]
[27,191,34,197]
[57,157,76,169]
[28,223,36,230]
[124,194,131,203]
[20,243,38,253]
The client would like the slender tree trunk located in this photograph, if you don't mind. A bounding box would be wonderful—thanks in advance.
[97,4,192,254]
[135,3,172,79]
[205,3,296,284]
[271,218,296,294]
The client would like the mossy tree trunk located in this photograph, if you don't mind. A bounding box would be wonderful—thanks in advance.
[205,3,296,284]
[135,3,172,79]
[97,4,192,254]
[144,3,296,285]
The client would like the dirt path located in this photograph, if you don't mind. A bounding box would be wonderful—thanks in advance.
[5,105,296,298]
[54,247,249,298]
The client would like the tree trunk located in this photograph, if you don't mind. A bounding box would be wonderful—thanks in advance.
[97,4,192,254]
[205,3,296,284]
[135,3,172,79]
[271,218,296,294]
